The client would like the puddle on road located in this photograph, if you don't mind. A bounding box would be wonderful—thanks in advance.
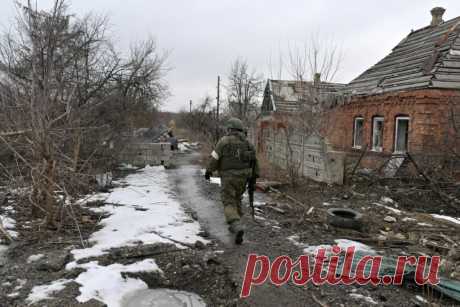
[169,163,233,245]
[122,289,206,307]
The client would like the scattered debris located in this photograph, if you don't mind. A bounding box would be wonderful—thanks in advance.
[415,295,428,304]
[384,216,397,223]
[327,208,363,231]
[209,177,221,186]
[431,214,460,226]
[373,202,402,215]
[255,180,283,192]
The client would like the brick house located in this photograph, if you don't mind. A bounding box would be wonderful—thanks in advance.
[258,77,345,147]
[256,77,346,183]
[326,7,460,172]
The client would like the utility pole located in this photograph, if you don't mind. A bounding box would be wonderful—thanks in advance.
[189,100,192,113]
[216,76,220,140]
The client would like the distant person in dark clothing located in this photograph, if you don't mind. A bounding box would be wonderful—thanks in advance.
[168,131,178,151]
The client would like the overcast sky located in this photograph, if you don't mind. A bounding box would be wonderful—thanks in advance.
[1,0,460,112]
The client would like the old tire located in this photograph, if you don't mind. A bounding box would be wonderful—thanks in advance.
[327,208,363,231]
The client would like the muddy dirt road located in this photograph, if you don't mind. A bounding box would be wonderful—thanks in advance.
[165,153,452,307]
[1,150,451,307]
[168,152,317,306]
[167,152,428,307]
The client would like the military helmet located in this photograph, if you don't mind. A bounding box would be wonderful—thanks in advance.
[226,117,244,131]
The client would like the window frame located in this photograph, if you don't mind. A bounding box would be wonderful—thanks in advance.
[371,116,384,152]
[394,116,410,153]
[352,117,364,149]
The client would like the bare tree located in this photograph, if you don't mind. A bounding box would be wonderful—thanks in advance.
[285,36,343,136]
[265,35,343,184]
[287,35,342,82]
[179,95,223,144]
[226,58,263,122]
[0,0,169,229]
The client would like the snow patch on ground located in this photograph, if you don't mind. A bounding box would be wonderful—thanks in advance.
[178,142,190,151]
[0,214,17,238]
[14,279,27,291]
[117,163,139,170]
[303,244,333,255]
[27,254,44,263]
[71,166,207,260]
[431,214,460,226]
[27,279,72,304]
[380,196,395,205]
[74,259,160,307]
[253,201,265,208]
[179,142,199,152]
[349,293,378,305]
[76,192,110,205]
[415,295,428,303]
[334,239,376,254]
[287,235,302,246]
[28,166,208,307]
[289,236,376,256]
[36,166,207,307]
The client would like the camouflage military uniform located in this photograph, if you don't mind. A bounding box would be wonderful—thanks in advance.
[206,119,259,244]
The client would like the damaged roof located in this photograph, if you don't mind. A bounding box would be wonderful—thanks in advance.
[348,11,460,95]
[261,79,345,114]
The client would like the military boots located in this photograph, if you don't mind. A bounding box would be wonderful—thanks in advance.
[229,220,245,245]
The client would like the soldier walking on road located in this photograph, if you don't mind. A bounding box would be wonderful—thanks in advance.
[205,118,259,245]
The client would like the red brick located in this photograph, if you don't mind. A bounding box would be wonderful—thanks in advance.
[325,89,460,160]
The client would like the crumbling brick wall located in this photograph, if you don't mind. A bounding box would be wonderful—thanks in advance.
[325,89,460,169]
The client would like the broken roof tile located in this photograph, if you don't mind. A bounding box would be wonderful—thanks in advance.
[348,15,460,95]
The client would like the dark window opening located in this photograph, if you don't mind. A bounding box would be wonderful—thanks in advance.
[353,117,364,148]
[394,116,409,153]
[372,117,384,152]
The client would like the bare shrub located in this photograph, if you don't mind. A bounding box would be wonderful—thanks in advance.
[226,57,264,123]
[0,0,169,228]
